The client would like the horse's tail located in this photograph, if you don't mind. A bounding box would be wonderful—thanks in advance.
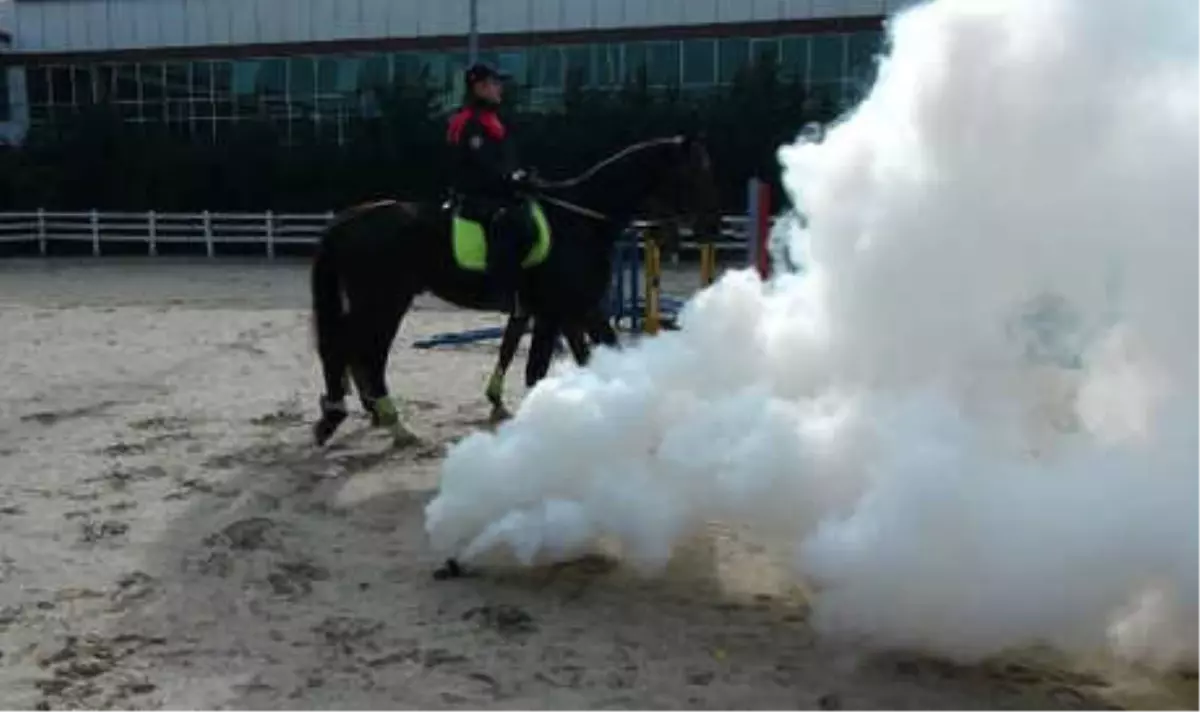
[310,233,347,399]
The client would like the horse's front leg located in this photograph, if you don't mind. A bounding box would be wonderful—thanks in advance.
[487,311,530,422]
[564,324,592,366]
[526,316,560,389]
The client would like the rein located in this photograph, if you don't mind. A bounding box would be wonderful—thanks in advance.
[531,135,688,224]
[534,135,685,191]
[535,194,610,221]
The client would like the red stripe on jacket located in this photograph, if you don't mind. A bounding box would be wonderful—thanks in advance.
[447,107,507,143]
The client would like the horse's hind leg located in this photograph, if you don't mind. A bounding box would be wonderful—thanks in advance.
[351,294,420,447]
[585,307,619,349]
[526,317,560,388]
[564,324,592,366]
[347,367,377,423]
[487,311,530,422]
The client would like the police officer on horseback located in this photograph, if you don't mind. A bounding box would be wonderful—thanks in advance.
[446,62,535,313]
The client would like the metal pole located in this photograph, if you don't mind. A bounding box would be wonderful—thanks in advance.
[468,0,479,64]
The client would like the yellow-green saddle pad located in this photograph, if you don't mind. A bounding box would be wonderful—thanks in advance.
[452,201,551,272]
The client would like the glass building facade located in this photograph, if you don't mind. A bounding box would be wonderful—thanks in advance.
[17,29,883,143]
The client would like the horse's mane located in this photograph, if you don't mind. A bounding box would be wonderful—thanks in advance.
[537,136,686,191]
[329,198,421,228]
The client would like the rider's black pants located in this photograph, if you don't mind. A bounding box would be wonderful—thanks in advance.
[489,202,532,307]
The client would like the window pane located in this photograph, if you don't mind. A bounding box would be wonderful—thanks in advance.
[0,69,9,121]
[164,62,188,99]
[647,41,680,86]
[72,66,96,104]
[594,44,620,86]
[475,51,498,70]
[445,51,468,89]
[291,116,316,145]
[315,116,340,144]
[94,66,114,103]
[259,59,286,96]
[316,57,338,93]
[624,42,648,83]
[497,51,527,86]
[319,56,359,94]
[564,45,591,86]
[117,102,141,121]
[289,57,316,105]
[842,79,867,109]
[392,53,420,86]
[359,54,389,91]
[192,99,215,120]
[165,98,187,128]
[682,39,715,85]
[418,52,447,88]
[190,62,213,99]
[529,47,562,89]
[71,66,90,104]
[212,61,232,98]
[140,63,165,102]
[718,38,749,83]
[115,64,139,101]
[751,38,779,68]
[232,60,259,96]
[27,66,50,104]
[811,34,846,83]
[781,36,809,82]
[49,66,73,104]
[847,30,883,87]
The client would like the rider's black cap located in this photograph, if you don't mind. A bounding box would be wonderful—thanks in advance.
[464,62,511,86]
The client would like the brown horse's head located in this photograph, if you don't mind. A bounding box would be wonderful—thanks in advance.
[639,134,722,253]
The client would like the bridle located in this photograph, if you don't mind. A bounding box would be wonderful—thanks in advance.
[529,135,693,225]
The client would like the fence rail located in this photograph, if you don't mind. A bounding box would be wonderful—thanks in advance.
[0,209,758,259]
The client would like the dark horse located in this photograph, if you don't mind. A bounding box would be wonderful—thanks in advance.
[310,135,719,446]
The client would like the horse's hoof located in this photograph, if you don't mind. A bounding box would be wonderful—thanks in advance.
[433,558,465,580]
[313,412,348,446]
[391,426,422,449]
[488,404,513,425]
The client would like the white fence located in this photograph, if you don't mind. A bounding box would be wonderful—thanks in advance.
[0,210,755,259]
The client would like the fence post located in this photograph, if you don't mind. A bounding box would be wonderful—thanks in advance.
[756,181,771,279]
[700,243,716,287]
[147,210,157,257]
[36,208,46,257]
[203,210,213,258]
[746,178,771,280]
[91,209,101,257]
[265,210,275,260]
[643,233,661,336]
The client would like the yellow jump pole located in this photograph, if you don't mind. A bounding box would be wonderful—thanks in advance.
[643,233,662,335]
[699,243,716,287]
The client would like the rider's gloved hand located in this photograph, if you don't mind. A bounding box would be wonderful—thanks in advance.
[508,168,535,191]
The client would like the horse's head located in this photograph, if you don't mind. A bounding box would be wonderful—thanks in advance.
[639,134,722,246]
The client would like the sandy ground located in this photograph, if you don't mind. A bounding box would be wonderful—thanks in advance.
[0,259,1193,710]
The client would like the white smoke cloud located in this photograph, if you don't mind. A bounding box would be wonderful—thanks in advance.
[425,0,1198,667]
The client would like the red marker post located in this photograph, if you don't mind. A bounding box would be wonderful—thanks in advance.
[747,178,772,280]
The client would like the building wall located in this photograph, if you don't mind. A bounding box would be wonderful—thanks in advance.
[2,0,925,146]
[13,28,888,145]
[8,0,917,54]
